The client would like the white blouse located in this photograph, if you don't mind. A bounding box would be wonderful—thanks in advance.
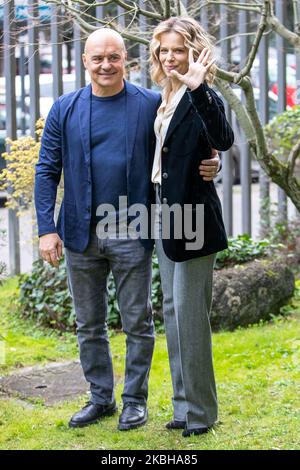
[151,84,187,184]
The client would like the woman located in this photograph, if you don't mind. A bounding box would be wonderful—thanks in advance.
[150,17,234,437]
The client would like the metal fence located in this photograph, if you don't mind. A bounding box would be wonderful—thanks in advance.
[1,0,299,274]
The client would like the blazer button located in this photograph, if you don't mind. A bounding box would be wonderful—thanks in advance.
[86,206,91,213]
[162,197,168,204]
[162,172,168,179]
[206,91,212,104]
[162,147,169,153]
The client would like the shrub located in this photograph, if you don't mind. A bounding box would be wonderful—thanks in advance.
[0,120,63,227]
[264,105,300,178]
[215,234,283,269]
[19,259,75,332]
[0,119,44,213]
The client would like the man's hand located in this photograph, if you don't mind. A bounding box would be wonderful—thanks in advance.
[199,148,220,181]
[39,233,63,268]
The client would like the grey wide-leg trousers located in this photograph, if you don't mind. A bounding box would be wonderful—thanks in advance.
[155,195,218,429]
[65,231,154,407]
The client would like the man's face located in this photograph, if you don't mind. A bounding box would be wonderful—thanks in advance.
[83,37,126,95]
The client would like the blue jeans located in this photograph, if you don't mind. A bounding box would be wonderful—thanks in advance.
[65,230,154,406]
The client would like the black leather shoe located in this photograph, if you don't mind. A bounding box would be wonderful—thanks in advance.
[118,402,148,431]
[69,401,117,428]
[182,426,210,437]
[166,420,186,430]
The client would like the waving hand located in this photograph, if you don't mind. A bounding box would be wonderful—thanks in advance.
[170,47,215,91]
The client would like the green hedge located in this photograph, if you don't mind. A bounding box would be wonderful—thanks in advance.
[265,105,300,162]
[19,235,280,332]
[214,234,282,269]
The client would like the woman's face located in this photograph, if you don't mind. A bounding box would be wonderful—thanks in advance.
[159,31,189,78]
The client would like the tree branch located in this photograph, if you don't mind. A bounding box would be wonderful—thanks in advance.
[114,0,165,20]
[288,138,300,176]
[214,78,256,143]
[215,66,251,90]
[242,77,268,159]
[199,0,262,13]
[164,0,171,18]
[234,0,269,84]
[45,0,164,21]
[293,0,300,34]
[268,9,300,51]
[59,0,150,44]
[215,28,272,46]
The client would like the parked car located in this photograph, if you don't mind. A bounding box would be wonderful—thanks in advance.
[251,57,296,107]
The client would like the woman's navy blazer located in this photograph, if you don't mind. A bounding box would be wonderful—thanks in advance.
[159,81,234,262]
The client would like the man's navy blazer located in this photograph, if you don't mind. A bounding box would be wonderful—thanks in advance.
[35,81,161,252]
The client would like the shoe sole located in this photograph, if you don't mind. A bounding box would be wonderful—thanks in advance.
[117,411,148,431]
[68,406,118,428]
[166,422,186,430]
[182,427,210,437]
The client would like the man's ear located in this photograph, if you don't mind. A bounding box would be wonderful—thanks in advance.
[82,53,87,68]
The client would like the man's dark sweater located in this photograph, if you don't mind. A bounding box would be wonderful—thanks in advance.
[90,88,127,223]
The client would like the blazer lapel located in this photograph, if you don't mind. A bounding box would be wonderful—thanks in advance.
[78,84,92,165]
[125,81,141,178]
[164,92,191,144]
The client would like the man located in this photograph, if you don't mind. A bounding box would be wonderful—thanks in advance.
[35,28,220,431]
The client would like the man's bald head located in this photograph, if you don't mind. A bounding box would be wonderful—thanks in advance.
[82,27,127,97]
[84,28,126,55]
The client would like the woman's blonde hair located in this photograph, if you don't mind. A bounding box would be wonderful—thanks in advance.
[150,16,217,89]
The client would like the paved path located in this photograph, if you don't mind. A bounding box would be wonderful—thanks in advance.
[0,360,122,405]
[0,361,89,405]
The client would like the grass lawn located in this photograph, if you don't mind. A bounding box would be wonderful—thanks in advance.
[0,277,299,450]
